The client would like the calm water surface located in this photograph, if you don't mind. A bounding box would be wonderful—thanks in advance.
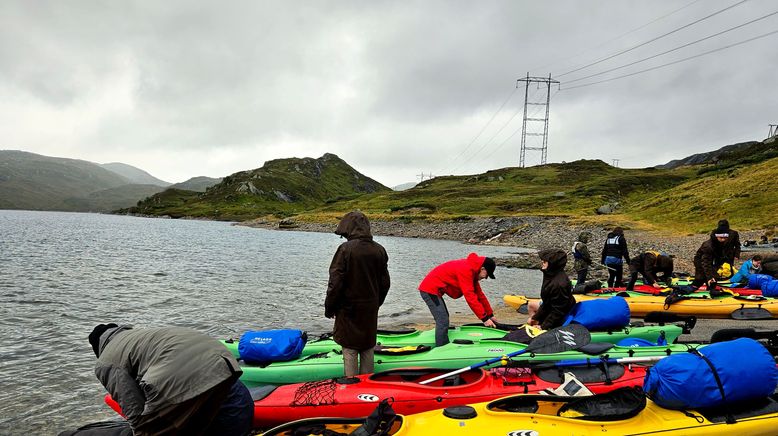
[0,210,541,434]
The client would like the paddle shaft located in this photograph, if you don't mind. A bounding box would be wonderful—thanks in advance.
[419,346,535,385]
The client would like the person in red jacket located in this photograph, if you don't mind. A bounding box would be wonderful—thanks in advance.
[419,253,500,346]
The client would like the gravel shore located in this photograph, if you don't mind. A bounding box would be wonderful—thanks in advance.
[239,215,771,278]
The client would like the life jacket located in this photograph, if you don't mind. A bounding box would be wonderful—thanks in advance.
[717,263,733,279]
[572,242,585,260]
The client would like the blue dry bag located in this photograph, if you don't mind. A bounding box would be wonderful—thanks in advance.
[762,280,778,298]
[747,274,774,290]
[563,296,630,330]
[238,329,307,364]
[616,337,667,347]
[644,338,778,410]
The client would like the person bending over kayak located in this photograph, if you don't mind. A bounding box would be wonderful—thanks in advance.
[527,249,576,330]
[86,324,253,436]
[730,254,763,285]
[325,211,391,377]
[625,251,674,291]
[419,253,500,347]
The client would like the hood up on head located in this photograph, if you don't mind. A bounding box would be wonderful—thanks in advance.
[539,248,567,274]
[334,211,373,241]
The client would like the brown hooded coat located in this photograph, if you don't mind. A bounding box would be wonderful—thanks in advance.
[534,249,576,330]
[325,212,391,351]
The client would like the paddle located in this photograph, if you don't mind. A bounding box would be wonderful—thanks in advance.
[419,324,591,385]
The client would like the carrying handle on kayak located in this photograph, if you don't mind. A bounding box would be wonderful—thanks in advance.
[419,324,591,385]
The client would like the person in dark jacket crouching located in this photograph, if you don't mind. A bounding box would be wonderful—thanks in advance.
[626,251,674,291]
[527,249,576,330]
[86,324,253,436]
[325,211,391,376]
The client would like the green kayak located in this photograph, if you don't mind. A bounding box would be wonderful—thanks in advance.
[221,323,685,361]
[237,339,705,387]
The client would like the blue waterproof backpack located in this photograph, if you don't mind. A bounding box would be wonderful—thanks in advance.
[563,296,630,330]
[762,280,778,298]
[238,329,307,364]
[644,338,778,410]
[747,274,774,290]
[616,337,667,347]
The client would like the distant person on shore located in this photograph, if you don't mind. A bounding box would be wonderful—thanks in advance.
[692,223,731,288]
[86,324,252,436]
[325,211,390,376]
[527,249,576,330]
[601,226,630,288]
[572,232,593,284]
[730,254,763,285]
[419,253,499,346]
[711,219,741,266]
[625,251,674,291]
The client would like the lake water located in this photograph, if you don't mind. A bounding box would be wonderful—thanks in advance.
[0,210,541,434]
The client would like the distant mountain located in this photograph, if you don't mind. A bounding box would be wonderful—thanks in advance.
[122,153,390,219]
[100,162,171,186]
[656,141,770,169]
[170,176,222,192]
[0,150,168,212]
[392,182,417,191]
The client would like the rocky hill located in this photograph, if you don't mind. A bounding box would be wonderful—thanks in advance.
[121,153,390,219]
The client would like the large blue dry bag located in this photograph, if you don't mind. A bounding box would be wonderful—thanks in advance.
[563,296,630,330]
[747,274,774,290]
[238,329,307,364]
[644,338,778,409]
[762,280,778,298]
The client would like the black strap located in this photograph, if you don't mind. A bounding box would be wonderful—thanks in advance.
[688,349,736,424]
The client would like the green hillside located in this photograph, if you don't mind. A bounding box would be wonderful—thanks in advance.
[0,150,129,210]
[121,153,390,219]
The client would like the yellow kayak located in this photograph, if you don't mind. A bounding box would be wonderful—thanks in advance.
[261,387,778,435]
[504,292,778,320]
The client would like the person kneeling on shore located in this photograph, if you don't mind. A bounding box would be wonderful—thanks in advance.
[87,324,253,436]
[419,253,500,347]
[527,249,576,330]
[625,251,674,291]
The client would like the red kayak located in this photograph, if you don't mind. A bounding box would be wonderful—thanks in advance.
[591,284,762,296]
[105,364,648,429]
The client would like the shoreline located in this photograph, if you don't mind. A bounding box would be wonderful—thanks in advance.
[239,215,770,276]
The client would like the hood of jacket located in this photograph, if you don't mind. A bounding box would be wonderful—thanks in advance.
[539,248,567,275]
[334,211,373,241]
[96,325,133,357]
[577,232,591,243]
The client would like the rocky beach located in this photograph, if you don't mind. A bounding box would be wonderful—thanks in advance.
[240,215,772,277]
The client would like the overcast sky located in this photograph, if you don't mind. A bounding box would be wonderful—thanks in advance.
[2,1,776,186]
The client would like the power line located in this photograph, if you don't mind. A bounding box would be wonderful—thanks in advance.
[562,27,778,90]
[564,9,778,85]
[436,87,518,174]
[530,0,703,74]
[556,0,749,78]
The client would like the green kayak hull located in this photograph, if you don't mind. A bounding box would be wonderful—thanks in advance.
[237,340,702,387]
[222,324,683,360]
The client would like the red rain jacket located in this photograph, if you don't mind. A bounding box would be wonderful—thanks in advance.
[418,253,494,321]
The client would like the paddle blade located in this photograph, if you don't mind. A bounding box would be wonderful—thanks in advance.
[524,323,591,354]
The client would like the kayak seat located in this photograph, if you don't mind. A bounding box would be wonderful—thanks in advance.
[452,339,474,345]
[442,375,464,387]
[557,387,646,421]
[248,385,277,401]
[489,396,540,413]
[536,365,626,384]
[578,342,614,355]
[698,395,778,423]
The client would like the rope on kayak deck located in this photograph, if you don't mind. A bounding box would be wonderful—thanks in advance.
[291,378,337,406]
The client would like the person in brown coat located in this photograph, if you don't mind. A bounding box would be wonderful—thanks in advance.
[692,224,730,288]
[325,211,390,376]
[709,219,741,266]
[527,248,576,330]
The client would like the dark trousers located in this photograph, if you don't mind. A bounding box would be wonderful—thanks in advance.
[134,377,253,436]
[576,268,588,285]
[606,263,624,288]
[420,291,450,347]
